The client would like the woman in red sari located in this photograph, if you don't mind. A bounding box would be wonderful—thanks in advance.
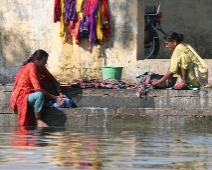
[10,49,62,128]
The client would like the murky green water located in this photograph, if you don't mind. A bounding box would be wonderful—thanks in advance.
[1,116,212,169]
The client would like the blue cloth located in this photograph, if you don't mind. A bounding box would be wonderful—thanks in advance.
[49,96,73,108]
[28,92,44,112]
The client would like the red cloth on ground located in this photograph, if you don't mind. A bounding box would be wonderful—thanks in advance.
[10,62,56,126]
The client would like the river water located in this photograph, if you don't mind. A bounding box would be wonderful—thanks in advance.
[1,115,212,169]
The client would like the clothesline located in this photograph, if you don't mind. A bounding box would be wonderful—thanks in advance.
[54,0,110,52]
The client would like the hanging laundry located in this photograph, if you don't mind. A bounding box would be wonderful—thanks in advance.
[65,0,76,24]
[54,0,110,52]
[76,0,84,19]
[79,15,89,38]
[67,14,82,45]
[54,0,61,23]
[88,0,99,52]
[85,0,98,16]
[101,0,110,40]
[65,0,83,45]
[96,0,103,43]
[60,0,66,37]
[79,0,90,38]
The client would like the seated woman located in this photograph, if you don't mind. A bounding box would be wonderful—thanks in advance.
[10,49,63,128]
[151,31,208,89]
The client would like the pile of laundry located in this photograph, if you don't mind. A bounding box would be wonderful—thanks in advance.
[69,79,135,89]
[60,72,162,97]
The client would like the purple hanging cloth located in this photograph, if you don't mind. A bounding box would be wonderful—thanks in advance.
[65,0,77,24]
[79,0,90,38]
[79,16,90,38]
[89,0,99,52]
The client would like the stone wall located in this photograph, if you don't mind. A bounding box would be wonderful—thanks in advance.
[0,0,62,82]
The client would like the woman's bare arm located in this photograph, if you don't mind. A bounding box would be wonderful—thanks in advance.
[151,71,174,85]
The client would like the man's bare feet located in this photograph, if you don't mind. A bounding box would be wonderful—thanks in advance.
[37,120,49,127]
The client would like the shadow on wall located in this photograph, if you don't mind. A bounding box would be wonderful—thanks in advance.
[188,30,212,59]
[0,26,31,83]
[156,30,212,59]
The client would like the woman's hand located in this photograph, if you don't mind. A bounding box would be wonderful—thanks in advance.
[59,92,64,97]
[151,80,162,86]
[58,90,64,96]
[55,95,65,105]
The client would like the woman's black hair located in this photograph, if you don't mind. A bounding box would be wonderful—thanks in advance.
[23,49,49,66]
[164,31,184,44]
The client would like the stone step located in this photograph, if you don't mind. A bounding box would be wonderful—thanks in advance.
[0,107,210,127]
[1,87,212,110]
[0,85,212,127]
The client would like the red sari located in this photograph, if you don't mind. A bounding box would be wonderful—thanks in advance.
[10,62,56,126]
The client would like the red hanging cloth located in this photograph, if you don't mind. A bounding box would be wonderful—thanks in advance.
[102,0,110,40]
[54,0,62,23]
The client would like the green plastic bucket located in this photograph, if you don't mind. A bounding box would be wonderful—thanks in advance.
[102,66,123,80]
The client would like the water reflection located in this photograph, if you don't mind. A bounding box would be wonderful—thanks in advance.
[49,131,103,169]
[0,116,212,169]
[10,126,103,169]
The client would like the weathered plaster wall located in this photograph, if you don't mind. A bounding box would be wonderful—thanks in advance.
[144,0,212,36]
[0,0,62,82]
[0,0,144,83]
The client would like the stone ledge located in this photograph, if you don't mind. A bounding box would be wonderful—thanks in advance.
[1,107,211,127]
[1,87,212,110]
[0,86,212,127]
